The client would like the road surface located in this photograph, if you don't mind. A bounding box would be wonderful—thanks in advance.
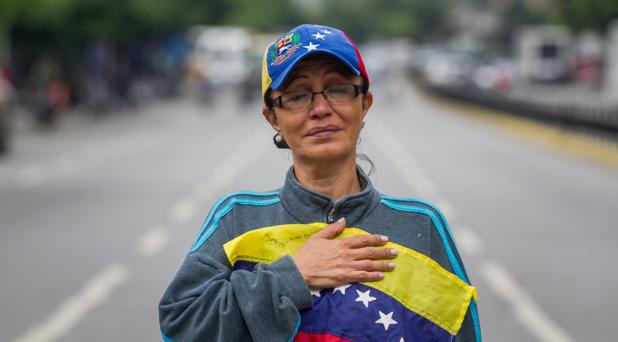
[1,79,617,341]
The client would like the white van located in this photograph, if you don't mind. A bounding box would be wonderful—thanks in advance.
[190,26,252,87]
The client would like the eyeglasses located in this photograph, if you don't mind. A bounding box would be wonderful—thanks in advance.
[269,84,364,111]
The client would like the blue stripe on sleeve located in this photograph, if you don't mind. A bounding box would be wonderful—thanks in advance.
[161,330,175,342]
[380,196,482,342]
[286,313,302,342]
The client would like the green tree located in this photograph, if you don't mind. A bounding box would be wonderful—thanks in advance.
[560,0,618,32]
[309,0,451,41]
[224,0,303,32]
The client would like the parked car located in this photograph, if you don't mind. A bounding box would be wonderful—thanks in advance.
[421,52,477,88]
[189,26,252,100]
[473,59,514,92]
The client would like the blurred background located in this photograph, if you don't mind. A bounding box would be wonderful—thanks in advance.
[1,0,617,341]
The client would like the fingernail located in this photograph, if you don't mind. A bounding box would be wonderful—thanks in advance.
[388,262,396,269]
[378,272,384,279]
[390,249,399,256]
[337,217,346,223]
[381,235,389,242]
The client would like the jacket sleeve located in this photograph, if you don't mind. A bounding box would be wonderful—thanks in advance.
[158,214,312,341]
[456,309,479,342]
[438,218,482,342]
[424,202,481,342]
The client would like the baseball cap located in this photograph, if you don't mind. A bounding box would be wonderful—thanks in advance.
[261,24,370,101]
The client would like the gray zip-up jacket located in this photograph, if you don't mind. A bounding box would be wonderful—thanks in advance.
[159,167,481,341]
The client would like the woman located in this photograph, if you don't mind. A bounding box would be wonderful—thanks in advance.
[159,24,481,342]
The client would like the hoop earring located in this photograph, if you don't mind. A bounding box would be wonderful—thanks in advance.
[273,133,289,149]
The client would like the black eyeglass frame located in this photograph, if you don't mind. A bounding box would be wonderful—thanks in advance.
[267,84,367,110]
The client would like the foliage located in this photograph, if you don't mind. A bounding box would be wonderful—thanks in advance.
[3,0,616,59]
[1,0,455,53]
[224,0,303,32]
[304,0,451,41]
[502,0,618,33]
[559,0,618,32]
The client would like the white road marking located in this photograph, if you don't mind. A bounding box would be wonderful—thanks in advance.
[138,226,170,256]
[14,135,155,190]
[170,199,197,225]
[17,166,45,189]
[55,156,77,177]
[453,225,483,256]
[194,127,270,201]
[13,264,130,342]
[481,261,573,342]
[367,117,438,199]
[433,197,456,220]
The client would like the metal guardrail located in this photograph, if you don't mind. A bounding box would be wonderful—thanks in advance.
[421,83,618,134]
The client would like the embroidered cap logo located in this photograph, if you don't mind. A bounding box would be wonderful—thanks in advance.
[270,32,301,67]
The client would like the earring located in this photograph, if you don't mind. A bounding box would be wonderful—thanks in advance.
[273,133,289,149]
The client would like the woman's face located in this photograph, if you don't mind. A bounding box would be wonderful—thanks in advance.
[263,56,373,164]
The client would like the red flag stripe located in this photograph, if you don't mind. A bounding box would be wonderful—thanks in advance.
[294,332,352,342]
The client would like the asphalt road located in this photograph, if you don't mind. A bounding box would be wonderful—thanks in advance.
[1,79,617,342]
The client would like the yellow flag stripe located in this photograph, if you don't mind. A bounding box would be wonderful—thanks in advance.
[261,46,272,97]
[223,223,477,335]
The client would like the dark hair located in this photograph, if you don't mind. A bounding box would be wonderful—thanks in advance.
[357,78,372,176]
[357,153,375,176]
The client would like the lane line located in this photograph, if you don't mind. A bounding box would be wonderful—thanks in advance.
[162,126,272,243]
[13,264,130,342]
[138,226,170,256]
[480,261,573,342]
[367,119,438,199]
[170,199,197,226]
[194,127,271,202]
[55,156,77,177]
[368,116,441,201]
[433,197,456,220]
[17,166,45,189]
[14,134,156,190]
[453,225,483,257]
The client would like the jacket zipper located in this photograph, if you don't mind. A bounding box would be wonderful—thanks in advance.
[326,207,338,223]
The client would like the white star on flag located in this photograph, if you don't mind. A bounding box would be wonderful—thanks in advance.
[399,338,405,342]
[333,284,351,295]
[310,289,321,297]
[312,32,326,40]
[355,289,376,308]
[375,311,398,331]
[322,29,332,34]
[303,42,319,51]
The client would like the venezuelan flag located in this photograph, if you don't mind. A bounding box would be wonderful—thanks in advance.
[224,223,477,342]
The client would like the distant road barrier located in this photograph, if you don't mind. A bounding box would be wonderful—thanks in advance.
[419,82,618,134]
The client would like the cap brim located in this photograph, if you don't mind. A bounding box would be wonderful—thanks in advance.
[269,50,361,91]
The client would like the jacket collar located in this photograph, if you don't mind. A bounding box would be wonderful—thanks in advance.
[279,165,381,226]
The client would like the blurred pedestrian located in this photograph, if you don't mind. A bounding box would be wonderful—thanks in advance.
[29,56,70,128]
[159,24,480,342]
[0,61,15,154]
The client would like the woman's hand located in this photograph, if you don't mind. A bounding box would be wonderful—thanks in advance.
[291,217,398,290]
